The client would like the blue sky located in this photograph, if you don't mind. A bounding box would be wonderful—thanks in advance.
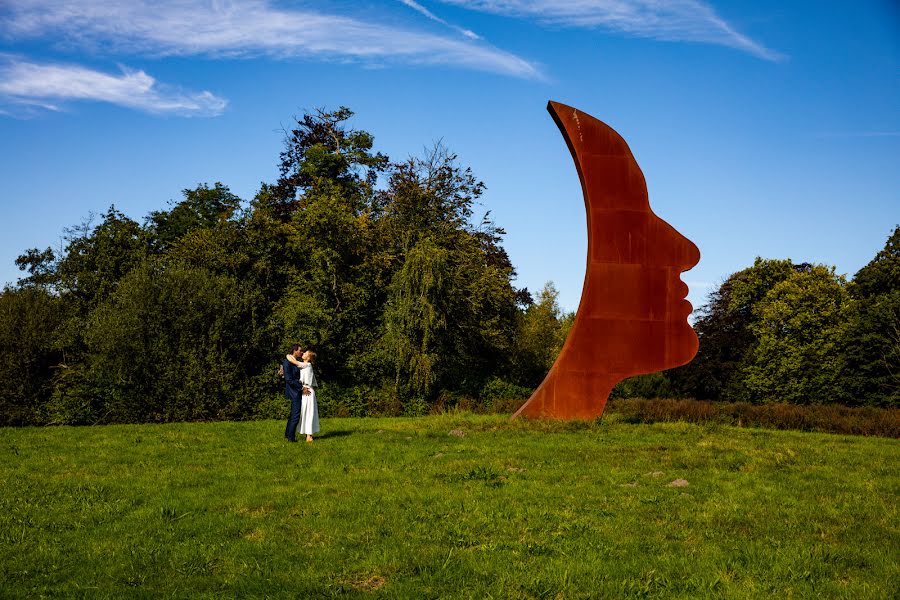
[1,1,897,313]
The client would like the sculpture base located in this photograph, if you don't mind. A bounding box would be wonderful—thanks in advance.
[511,369,615,420]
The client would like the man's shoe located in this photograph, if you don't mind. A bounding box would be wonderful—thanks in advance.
[285,437,297,443]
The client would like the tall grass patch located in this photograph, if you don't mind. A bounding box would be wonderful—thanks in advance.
[608,398,900,438]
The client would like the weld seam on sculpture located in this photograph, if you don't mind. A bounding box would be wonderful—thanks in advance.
[513,101,700,421]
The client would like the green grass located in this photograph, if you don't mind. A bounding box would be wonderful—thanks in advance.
[1,414,897,598]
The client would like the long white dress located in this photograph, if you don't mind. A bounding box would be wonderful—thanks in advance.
[297,363,319,436]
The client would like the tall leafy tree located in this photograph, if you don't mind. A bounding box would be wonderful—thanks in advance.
[147,183,241,251]
[669,258,803,400]
[843,226,900,406]
[55,207,149,309]
[379,146,519,399]
[268,108,391,381]
[270,106,388,218]
[0,287,64,425]
[509,282,573,388]
[742,265,853,404]
[383,237,451,398]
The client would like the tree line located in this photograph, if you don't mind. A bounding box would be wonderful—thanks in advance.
[0,107,570,425]
[0,107,896,425]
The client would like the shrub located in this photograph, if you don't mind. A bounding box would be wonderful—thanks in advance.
[480,377,531,408]
[403,396,429,417]
[610,372,678,400]
[606,397,900,438]
[251,394,290,421]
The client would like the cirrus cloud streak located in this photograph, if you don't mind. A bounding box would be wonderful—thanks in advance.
[0,56,228,116]
[0,0,541,79]
[434,0,784,61]
[398,0,482,40]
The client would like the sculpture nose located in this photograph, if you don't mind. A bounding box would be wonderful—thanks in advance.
[671,225,700,271]
[646,218,699,270]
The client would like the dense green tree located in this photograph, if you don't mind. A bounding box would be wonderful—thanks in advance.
[14,247,57,290]
[378,147,519,401]
[0,287,64,425]
[509,282,573,388]
[264,108,394,384]
[668,258,806,400]
[55,207,149,309]
[270,106,388,217]
[383,237,451,399]
[47,262,260,424]
[842,226,900,406]
[741,265,853,404]
[147,183,241,251]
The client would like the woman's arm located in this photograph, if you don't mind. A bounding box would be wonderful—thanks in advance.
[285,355,311,369]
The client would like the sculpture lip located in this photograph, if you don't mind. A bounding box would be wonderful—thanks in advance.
[677,279,693,316]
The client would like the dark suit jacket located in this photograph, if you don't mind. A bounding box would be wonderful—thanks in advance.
[283,359,302,399]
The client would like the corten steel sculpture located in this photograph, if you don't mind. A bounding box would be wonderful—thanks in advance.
[513,101,700,420]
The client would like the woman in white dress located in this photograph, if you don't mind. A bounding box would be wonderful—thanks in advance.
[286,350,319,442]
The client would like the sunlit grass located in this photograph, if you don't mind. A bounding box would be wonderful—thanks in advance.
[1,414,897,598]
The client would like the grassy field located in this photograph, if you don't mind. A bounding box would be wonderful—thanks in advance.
[1,414,897,598]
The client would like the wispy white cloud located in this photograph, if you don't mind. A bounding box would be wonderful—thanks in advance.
[398,0,481,40]
[0,56,228,116]
[433,0,784,61]
[0,0,540,79]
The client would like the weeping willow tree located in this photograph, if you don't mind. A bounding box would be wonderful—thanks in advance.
[383,237,451,400]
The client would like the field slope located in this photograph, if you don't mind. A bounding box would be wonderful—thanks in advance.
[1,414,897,598]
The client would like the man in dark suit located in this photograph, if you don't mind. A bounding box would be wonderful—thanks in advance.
[283,344,304,442]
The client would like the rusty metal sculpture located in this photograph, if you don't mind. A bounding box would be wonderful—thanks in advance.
[513,101,700,420]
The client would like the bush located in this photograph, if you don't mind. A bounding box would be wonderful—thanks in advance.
[606,397,900,438]
[480,377,531,407]
[252,394,290,421]
[610,372,678,400]
[313,382,403,418]
[403,396,430,417]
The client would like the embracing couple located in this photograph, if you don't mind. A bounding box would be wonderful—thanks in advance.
[283,344,319,443]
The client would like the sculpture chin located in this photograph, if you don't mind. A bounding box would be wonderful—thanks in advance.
[670,320,699,369]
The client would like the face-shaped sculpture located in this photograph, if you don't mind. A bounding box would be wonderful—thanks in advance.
[513,102,700,420]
